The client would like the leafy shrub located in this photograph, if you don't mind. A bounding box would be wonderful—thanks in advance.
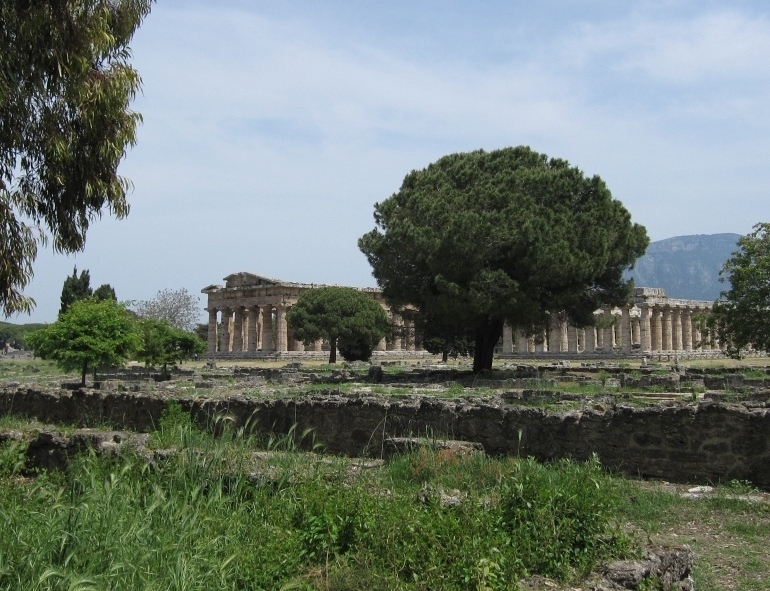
[0,439,26,477]
[499,454,628,579]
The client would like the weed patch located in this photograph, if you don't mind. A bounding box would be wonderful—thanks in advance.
[0,423,635,590]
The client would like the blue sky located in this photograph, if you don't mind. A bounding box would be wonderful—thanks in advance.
[12,0,770,324]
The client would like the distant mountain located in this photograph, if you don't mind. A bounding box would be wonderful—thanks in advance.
[626,233,741,301]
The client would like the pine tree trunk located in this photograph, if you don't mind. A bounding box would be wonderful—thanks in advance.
[472,318,504,372]
[328,337,337,364]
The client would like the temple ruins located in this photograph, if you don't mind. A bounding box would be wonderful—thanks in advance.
[202,273,717,358]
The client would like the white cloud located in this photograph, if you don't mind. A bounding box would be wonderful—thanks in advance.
[562,9,770,85]
[14,1,770,324]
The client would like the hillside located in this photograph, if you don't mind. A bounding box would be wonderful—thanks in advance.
[627,233,741,301]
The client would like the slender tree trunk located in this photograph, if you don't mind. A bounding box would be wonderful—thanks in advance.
[472,317,504,373]
[442,350,448,363]
[328,337,337,364]
[81,363,88,386]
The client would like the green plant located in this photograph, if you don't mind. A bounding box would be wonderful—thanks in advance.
[26,299,140,386]
[0,439,26,476]
[446,381,465,397]
[498,455,630,579]
[358,146,648,372]
[726,479,760,495]
[0,415,642,591]
[150,401,213,451]
[286,287,390,364]
[743,369,768,379]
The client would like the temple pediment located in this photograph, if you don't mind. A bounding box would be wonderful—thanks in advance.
[224,272,283,288]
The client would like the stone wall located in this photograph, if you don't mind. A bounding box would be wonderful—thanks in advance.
[2,387,769,488]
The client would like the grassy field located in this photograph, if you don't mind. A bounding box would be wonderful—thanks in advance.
[1,355,770,589]
[1,408,769,590]
[615,479,770,591]
[1,408,633,591]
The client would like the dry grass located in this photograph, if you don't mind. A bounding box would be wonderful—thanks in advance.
[617,480,770,591]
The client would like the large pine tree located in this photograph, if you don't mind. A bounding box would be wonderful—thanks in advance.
[359,146,649,372]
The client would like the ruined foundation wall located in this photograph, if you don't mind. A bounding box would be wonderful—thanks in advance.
[2,387,769,488]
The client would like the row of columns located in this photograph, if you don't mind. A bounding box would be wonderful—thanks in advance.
[207,305,295,354]
[501,304,717,355]
[207,306,421,355]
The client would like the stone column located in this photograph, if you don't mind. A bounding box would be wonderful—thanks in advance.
[651,309,662,352]
[663,308,673,351]
[693,314,702,351]
[672,308,682,351]
[232,307,244,353]
[682,309,693,351]
[313,339,323,352]
[247,307,258,352]
[390,314,403,351]
[295,332,306,352]
[220,307,231,354]
[502,324,514,354]
[547,321,559,353]
[375,337,387,352]
[516,330,529,354]
[405,319,416,351]
[560,321,569,352]
[620,308,631,353]
[207,308,218,354]
[261,306,274,351]
[584,326,595,352]
[275,305,288,352]
[255,306,263,349]
[567,326,578,353]
[640,306,652,353]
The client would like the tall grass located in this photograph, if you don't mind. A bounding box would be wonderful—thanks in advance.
[0,410,633,590]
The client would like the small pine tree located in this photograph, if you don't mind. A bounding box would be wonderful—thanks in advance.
[93,284,117,301]
[59,267,93,316]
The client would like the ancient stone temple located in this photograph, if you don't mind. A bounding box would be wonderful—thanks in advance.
[203,274,716,358]
[201,273,421,357]
[500,287,716,356]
